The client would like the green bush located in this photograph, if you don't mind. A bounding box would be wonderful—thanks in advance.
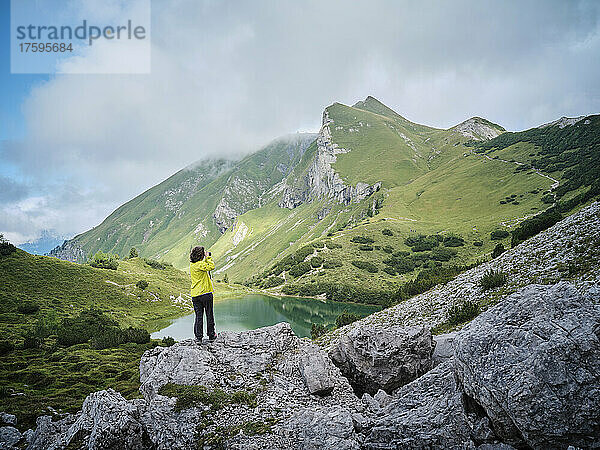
[324,240,342,249]
[17,302,40,314]
[262,276,284,288]
[322,259,343,269]
[511,210,562,247]
[162,336,176,347]
[89,251,119,270]
[473,241,483,247]
[383,266,397,275]
[335,311,361,328]
[289,261,312,277]
[57,309,119,346]
[446,301,480,326]
[311,323,328,340]
[351,260,379,273]
[136,280,149,290]
[382,245,394,254]
[358,244,373,251]
[0,340,15,356]
[122,327,150,344]
[350,236,375,244]
[490,229,509,240]
[442,234,465,247]
[312,242,325,248]
[90,326,124,349]
[382,229,393,236]
[129,247,139,258]
[310,256,324,268]
[479,269,507,290]
[393,250,411,258]
[404,234,439,252]
[383,256,415,274]
[294,246,314,262]
[541,193,554,204]
[144,258,166,269]
[431,247,457,262]
[491,243,505,259]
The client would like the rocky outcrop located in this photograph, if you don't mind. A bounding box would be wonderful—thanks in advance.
[451,117,505,140]
[538,115,587,129]
[363,361,473,449]
[279,111,382,209]
[329,325,435,395]
[455,282,600,449]
[48,239,86,263]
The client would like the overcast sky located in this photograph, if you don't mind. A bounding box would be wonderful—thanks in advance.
[1,0,599,245]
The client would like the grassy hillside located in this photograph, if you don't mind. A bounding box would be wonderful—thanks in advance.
[52,134,316,268]
[0,249,247,429]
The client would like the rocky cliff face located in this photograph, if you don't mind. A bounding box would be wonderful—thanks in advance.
[48,239,86,263]
[451,117,505,140]
[279,111,382,209]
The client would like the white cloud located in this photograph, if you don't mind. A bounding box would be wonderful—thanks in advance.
[1,0,599,244]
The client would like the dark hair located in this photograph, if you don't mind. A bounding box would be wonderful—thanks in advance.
[190,246,205,263]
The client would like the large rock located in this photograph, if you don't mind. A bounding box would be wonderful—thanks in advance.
[363,360,473,449]
[329,325,435,395]
[454,282,600,449]
[0,426,21,449]
[283,406,360,450]
[298,343,338,396]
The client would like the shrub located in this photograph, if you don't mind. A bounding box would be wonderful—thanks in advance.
[89,251,119,270]
[382,229,393,236]
[541,194,554,204]
[90,326,124,349]
[479,269,507,290]
[393,250,411,258]
[144,258,166,269]
[17,302,40,314]
[129,247,139,258]
[473,241,483,247]
[358,245,373,251]
[490,230,509,240]
[383,257,415,274]
[351,260,379,273]
[311,323,328,340]
[310,256,324,268]
[136,280,149,290]
[511,210,562,247]
[312,241,325,248]
[57,309,119,346]
[382,245,394,254]
[322,259,343,269]
[491,243,505,259]
[335,311,361,328]
[0,340,15,356]
[404,234,439,252]
[446,301,480,326]
[383,266,397,275]
[443,234,465,247]
[294,246,314,262]
[122,327,150,344]
[222,274,229,284]
[350,236,375,244]
[162,336,176,347]
[324,240,342,249]
[289,261,312,277]
[0,234,16,256]
[262,276,284,288]
[431,247,457,262]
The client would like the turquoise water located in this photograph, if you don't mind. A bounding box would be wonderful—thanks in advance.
[150,293,379,339]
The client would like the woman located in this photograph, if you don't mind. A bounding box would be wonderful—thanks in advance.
[190,246,216,343]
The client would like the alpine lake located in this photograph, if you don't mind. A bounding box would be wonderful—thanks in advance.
[150,293,379,340]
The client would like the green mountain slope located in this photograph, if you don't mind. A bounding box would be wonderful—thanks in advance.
[50,134,316,267]
[50,98,599,303]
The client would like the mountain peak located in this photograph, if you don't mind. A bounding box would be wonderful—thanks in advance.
[450,117,505,141]
[351,96,408,121]
[538,115,586,129]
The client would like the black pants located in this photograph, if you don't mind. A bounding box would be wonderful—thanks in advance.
[192,292,215,340]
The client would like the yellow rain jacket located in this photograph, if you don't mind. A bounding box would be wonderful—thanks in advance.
[190,256,215,297]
